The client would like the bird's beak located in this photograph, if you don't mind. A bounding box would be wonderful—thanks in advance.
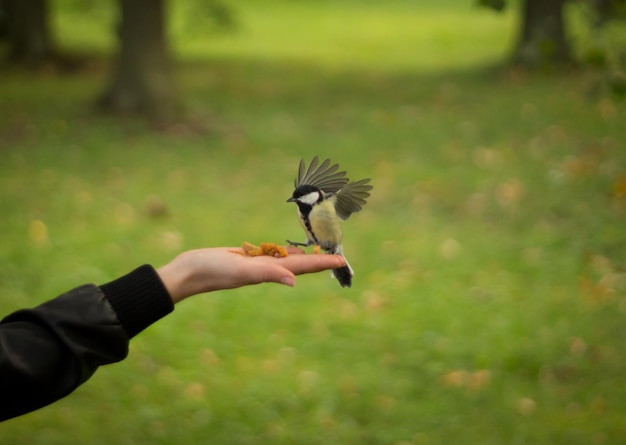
[286,197,296,203]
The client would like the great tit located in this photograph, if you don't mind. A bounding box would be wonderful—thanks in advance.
[286,156,372,287]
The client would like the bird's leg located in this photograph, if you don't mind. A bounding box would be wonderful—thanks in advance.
[286,239,310,247]
[286,239,322,254]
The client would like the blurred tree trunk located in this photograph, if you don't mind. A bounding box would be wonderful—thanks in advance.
[512,0,573,68]
[97,0,177,122]
[3,0,55,65]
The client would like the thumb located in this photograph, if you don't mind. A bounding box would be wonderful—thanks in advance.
[258,264,296,287]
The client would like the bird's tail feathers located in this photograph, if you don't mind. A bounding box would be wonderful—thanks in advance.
[329,245,353,288]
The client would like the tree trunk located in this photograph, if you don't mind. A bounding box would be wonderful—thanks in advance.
[512,0,573,68]
[4,0,55,65]
[97,0,177,122]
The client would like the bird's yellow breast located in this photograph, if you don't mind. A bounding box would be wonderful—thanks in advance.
[302,200,343,247]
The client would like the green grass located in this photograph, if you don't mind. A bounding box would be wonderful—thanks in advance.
[2,1,626,444]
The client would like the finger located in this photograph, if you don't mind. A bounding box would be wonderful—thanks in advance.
[279,254,346,275]
[252,263,296,287]
[253,255,345,287]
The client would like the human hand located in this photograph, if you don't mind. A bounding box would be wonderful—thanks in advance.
[156,247,347,303]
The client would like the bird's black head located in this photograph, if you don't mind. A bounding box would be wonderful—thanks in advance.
[287,185,324,207]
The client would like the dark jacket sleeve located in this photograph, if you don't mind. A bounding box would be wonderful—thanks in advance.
[0,265,174,422]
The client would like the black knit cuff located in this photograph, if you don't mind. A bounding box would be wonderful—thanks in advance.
[99,265,174,338]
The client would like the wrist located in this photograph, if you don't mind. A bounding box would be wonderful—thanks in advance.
[157,258,194,304]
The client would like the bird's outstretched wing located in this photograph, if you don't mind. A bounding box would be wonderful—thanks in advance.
[334,178,373,220]
[295,156,349,194]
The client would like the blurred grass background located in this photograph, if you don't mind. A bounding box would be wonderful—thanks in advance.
[2,0,626,443]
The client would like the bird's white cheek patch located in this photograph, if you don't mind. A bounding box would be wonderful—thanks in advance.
[298,191,320,205]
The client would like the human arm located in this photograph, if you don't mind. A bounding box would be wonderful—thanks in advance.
[0,247,345,421]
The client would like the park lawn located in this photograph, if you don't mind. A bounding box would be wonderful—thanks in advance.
[1,1,626,444]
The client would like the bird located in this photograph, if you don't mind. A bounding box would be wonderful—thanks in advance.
[286,156,372,287]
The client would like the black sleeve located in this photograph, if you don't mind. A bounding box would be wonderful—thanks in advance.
[0,265,174,422]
